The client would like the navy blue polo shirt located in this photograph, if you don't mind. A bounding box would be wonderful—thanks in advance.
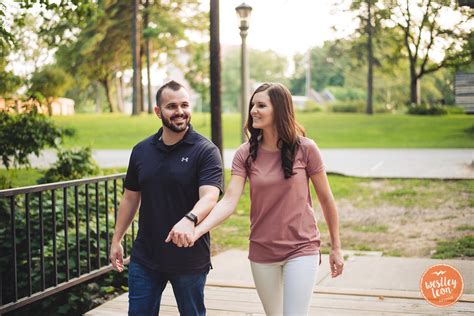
[124,125,223,273]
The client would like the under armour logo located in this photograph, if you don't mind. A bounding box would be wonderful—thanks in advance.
[181,157,189,162]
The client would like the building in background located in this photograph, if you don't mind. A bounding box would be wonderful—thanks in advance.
[455,72,474,113]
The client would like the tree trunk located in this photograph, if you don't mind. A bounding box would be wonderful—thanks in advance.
[101,78,118,112]
[139,43,145,112]
[210,0,223,159]
[95,82,101,113]
[366,0,373,115]
[115,73,124,112]
[144,0,153,113]
[409,64,418,105]
[131,0,140,115]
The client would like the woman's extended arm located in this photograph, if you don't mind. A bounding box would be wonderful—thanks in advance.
[193,174,246,241]
[310,171,344,278]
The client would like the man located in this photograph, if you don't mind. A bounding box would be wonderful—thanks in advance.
[109,80,223,315]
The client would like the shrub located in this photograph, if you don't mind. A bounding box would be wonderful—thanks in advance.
[407,104,448,115]
[0,174,12,189]
[329,100,366,113]
[329,100,394,114]
[0,110,64,168]
[40,147,100,183]
[326,86,366,101]
[445,106,465,114]
[300,99,323,112]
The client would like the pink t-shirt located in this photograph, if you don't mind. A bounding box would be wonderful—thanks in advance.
[231,137,325,263]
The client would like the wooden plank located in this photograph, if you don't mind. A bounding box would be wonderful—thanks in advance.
[85,285,474,316]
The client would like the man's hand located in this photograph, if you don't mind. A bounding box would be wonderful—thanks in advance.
[329,248,344,278]
[165,217,195,247]
[109,241,124,272]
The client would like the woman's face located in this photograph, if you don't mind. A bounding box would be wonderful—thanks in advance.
[250,90,274,130]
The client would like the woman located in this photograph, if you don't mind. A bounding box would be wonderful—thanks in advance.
[194,83,344,315]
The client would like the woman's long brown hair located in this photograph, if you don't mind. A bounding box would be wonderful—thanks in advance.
[245,83,305,178]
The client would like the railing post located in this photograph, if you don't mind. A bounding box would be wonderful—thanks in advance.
[39,192,45,291]
[63,187,69,282]
[25,193,32,296]
[10,196,18,302]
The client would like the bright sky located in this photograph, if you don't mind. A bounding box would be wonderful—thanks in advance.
[218,0,356,57]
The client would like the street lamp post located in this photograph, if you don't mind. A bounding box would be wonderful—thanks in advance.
[236,3,252,143]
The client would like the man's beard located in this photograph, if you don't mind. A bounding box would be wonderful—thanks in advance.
[161,114,190,133]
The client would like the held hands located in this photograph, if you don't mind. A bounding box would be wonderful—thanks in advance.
[165,217,195,247]
[109,241,124,272]
[329,248,344,278]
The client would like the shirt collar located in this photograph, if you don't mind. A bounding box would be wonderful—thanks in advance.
[151,124,197,148]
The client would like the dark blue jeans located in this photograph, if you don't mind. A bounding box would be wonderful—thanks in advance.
[128,260,208,316]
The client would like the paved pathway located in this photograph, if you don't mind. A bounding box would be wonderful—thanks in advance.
[27,148,474,179]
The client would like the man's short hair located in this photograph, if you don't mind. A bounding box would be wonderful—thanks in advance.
[155,80,185,107]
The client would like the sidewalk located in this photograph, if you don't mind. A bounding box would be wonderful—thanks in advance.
[26,148,474,179]
[208,250,474,296]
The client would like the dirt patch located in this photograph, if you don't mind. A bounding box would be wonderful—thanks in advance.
[314,199,474,258]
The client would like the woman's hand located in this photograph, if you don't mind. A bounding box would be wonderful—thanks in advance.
[329,248,344,278]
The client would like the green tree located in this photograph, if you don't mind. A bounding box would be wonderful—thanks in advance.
[0,58,22,97]
[185,42,211,112]
[223,48,289,112]
[291,41,351,95]
[29,65,73,115]
[0,110,63,169]
[385,0,473,104]
[0,2,15,57]
[53,0,208,114]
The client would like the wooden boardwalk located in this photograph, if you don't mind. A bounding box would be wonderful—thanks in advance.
[85,250,474,315]
[86,283,474,315]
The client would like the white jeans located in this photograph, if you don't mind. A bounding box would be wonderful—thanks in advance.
[250,254,319,316]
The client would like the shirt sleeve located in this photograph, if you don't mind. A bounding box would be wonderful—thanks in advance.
[198,144,224,193]
[231,143,249,178]
[124,147,141,192]
[305,139,325,176]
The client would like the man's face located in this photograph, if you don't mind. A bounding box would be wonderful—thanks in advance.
[155,87,191,133]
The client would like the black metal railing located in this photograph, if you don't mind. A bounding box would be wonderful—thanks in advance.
[0,173,136,314]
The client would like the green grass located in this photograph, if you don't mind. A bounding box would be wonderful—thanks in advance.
[51,113,474,149]
[2,168,472,259]
[456,225,474,231]
[0,168,45,188]
[322,175,473,210]
[351,224,389,233]
[0,167,126,188]
[431,235,474,259]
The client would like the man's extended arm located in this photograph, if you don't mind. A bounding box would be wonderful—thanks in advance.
[165,185,220,247]
[109,189,141,272]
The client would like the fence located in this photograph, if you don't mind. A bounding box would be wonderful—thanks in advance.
[0,173,136,314]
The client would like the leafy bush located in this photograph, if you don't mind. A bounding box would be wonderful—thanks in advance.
[407,104,448,115]
[331,103,360,113]
[326,86,366,101]
[432,235,474,259]
[40,147,100,183]
[329,100,393,113]
[329,100,366,113]
[0,174,12,189]
[445,106,465,114]
[0,110,64,168]
[299,99,323,112]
